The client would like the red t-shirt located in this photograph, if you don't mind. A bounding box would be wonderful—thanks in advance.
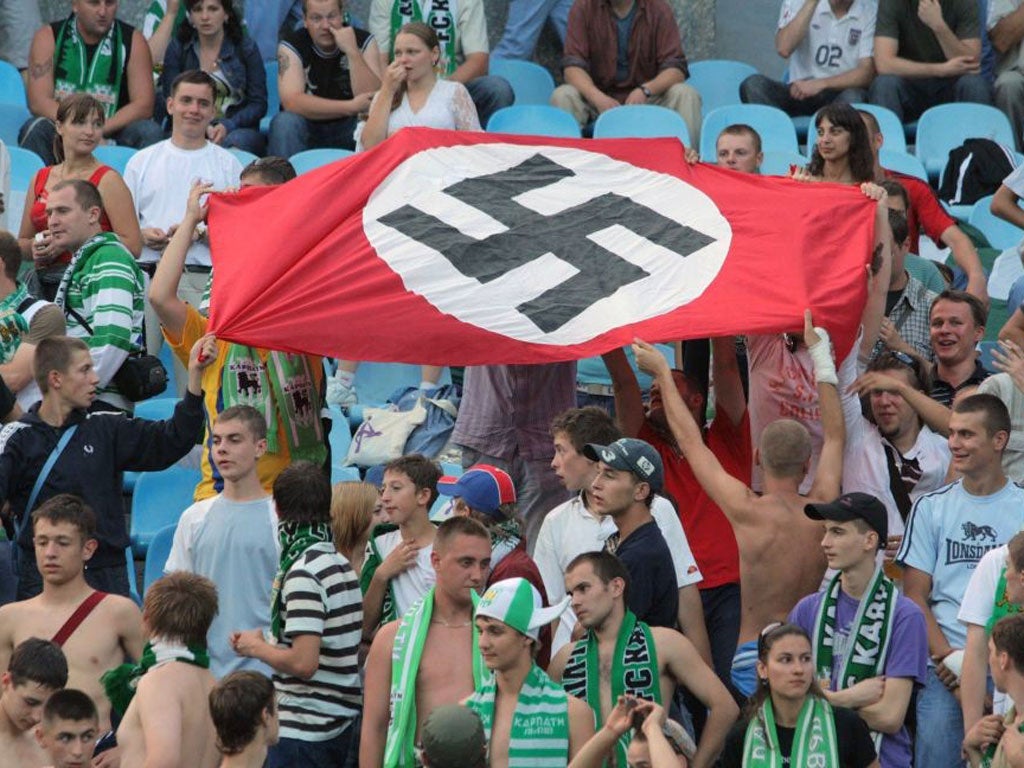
[884,169,955,253]
[639,412,749,589]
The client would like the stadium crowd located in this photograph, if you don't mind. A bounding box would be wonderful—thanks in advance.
[3,0,1024,766]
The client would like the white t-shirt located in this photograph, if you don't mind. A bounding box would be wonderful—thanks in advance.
[533,492,702,655]
[166,494,279,677]
[959,544,1012,715]
[779,0,876,82]
[123,139,242,266]
[371,528,436,616]
[897,480,1024,650]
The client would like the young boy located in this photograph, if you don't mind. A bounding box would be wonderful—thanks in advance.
[361,454,442,633]
[166,404,279,677]
[0,638,68,768]
[114,572,220,768]
[231,461,363,767]
[35,689,98,768]
[209,671,279,768]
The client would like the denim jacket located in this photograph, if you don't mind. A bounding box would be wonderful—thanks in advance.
[161,33,267,133]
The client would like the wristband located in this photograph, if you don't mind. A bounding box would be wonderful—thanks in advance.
[943,648,964,680]
[807,326,838,386]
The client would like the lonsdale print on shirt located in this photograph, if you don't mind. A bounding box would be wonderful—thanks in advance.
[946,521,1000,566]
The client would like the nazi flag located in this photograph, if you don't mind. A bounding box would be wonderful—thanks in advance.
[206,127,876,364]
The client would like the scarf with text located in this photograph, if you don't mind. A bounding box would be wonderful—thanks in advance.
[388,0,457,75]
[53,16,125,118]
[742,696,839,767]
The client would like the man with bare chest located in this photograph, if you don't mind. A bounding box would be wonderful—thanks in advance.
[549,552,737,768]
[361,516,493,768]
[0,638,67,768]
[0,494,144,742]
[633,311,845,699]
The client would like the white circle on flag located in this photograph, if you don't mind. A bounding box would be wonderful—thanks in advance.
[362,143,732,345]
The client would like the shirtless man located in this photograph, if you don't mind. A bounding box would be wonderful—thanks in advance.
[550,552,737,768]
[35,689,98,768]
[0,639,67,768]
[0,495,144,739]
[361,516,493,768]
[208,671,279,768]
[466,577,594,767]
[115,571,219,768]
[633,310,844,699]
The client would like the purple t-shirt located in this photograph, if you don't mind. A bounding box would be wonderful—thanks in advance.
[789,586,928,768]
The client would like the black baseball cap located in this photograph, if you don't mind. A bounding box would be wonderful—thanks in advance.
[805,492,888,544]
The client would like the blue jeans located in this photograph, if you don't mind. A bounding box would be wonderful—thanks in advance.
[266,111,358,157]
[740,74,866,116]
[868,73,994,121]
[492,0,573,59]
[266,725,355,768]
[222,127,267,156]
[915,668,965,768]
[19,117,164,166]
[466,76,515,129]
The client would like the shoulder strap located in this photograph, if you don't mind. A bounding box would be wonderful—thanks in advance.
[51,591,106,647]
[20,425,79,538]
[883,443,913,522]
[65,305,94,336]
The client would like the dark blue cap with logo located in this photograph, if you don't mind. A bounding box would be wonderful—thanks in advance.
[583,438,664,493]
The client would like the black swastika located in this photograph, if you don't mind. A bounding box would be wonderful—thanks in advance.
[379,154,715,333]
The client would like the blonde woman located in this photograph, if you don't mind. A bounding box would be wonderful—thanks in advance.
[330,480,384,577]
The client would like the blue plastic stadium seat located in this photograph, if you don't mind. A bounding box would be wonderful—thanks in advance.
[915,103,1015,181]
[93,145,137,175]
[260,58,279,134]
[851,103,906,153]
[133,397,177,422]
[331,465,362,483]
[699,104,799,161]
[8,146,43,192]
[969,195,1024,251]
[289,148,354,175]
[129,465,201,557]
[593,105,690,146]
[487,105,581,138]
[0,61,26,107]
[879,149,928,183]
[143,524,177,596]
[0,104,29,146]
[686,60,758,117]
[126,547,142,606]
[759,150,808,176]
[228,147,259,167]
[489,58,555,105]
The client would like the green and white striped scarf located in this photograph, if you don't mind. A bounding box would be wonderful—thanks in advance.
[388,0,457,75]
[385,588,484,767]
[0,283,31,364]
[561,610,659,766]
[466,663,571,768]
[53,16,125,118]
[742,696,839,767]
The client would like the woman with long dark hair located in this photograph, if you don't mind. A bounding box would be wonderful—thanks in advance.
[160,0,267,154]
[719,623,879,767]
[804,103,875,184]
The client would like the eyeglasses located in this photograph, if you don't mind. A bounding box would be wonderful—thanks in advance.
[757,621,784,658]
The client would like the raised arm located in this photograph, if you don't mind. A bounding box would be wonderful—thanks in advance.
[145,0,181,65]
[804,312,845,501]
[633,340,758,524]
[603,347,645,437]
[149,182,210,338]
[709,336,745,426]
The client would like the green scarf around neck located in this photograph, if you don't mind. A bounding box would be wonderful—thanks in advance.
[742,696,839,767]
[560,610,659,766]
[270,521,333,642]
[466,664,570,768]
[54,15,125,118]
[101,639,210,716]
[0,283,31,364]
[388,0,458,75]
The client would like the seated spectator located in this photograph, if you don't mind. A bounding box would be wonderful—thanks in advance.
[791,493,928,768]
[17,94,142,301]
[717,624,878,767]
[361,454,441,633]
[741,0,876,115]
[418,704,487,768]
[269,0,381,156]
[802,102,875,183]
[0,639,68,768]
[208,671,280,768]
[330,480,384,578]
[369,0,513,128]
[113,571,219,768]
[159,0,268,156]
[0,233,65,411]
[928,290,989,406]
[869,0,994,121]
[860,110,988,304]
[357,22,480,151]
[988,0,1024,150]
[34,689,99,768]
[715,123,764,172]
[550,0,702,144]
[231,461,363,768]
[20,0,163,165]
[878,179,949,296]
[165,405,278,678]
[964,615,1024,767]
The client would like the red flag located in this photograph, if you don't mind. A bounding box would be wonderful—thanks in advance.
[206,128,876,363]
